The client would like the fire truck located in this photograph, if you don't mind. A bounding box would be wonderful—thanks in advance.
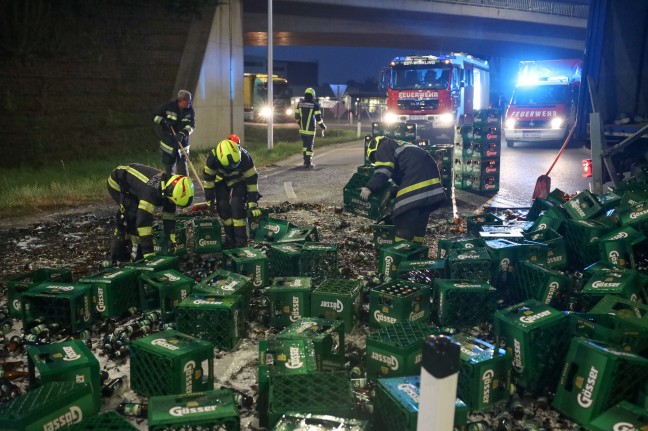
[504,59,582,147]
[378,53,490,143]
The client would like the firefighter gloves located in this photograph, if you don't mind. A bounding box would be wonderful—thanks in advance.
[247,201,262,218]
[359,187,372,201]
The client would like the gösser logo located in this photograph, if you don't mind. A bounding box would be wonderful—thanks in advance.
[169,405,218,417]
[62,346,81,362]
[613,423,637,431]
[284,346,304,369]
[42,406,83,430]
[151,339,180,350]
[577,366,599,408]
[397,383,419,402]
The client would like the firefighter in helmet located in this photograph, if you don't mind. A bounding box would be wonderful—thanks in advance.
[152,90,195,177]
[107,163,194,262]
[361,136,446,244]
[203,137,260,248]
[295,87,326,168]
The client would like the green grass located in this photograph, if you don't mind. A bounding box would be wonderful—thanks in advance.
[0,125,358,219]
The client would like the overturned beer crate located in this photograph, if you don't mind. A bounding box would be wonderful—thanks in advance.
[175,294,245,351]
[193,268,253,312]
[447,247,491,282]
[130,329,214,397]
[253,217,294,244]
[139,269,194,321]
[276,226,319,244]
[148,389,239,431]
[365,321,438,381]
[276,317,345,371]
[153,222,187,256]
[514,261,574,308]
[597,225,646,269]
[267,277,313,328]
[22,282,94,332]
[563,190,604,220]
[588,400,648,431]
[564,219,615,269]
[590,295,648,326]
[7,267,73,318]
[223,247,269,289]
[267,243,303,277]
[437,237,484,259]
[552,338,648,429]
[80,267,139,318]
[433,279,498,328]
[568,312,648,355]
[369,280,431,328]
[494,300,570,394]
[192,218,222,253]
[372,224,396,249]
[579,267,646,310]
[395,259,447,285]
[455,334,511,410]
[64,411,138,430]
[310,278,362,333]
[299,242,339,284]
[523,227,568,270]
[126,255,180,274]
[379,242,429,281]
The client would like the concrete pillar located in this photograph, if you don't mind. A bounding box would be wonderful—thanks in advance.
[189,0,244,151]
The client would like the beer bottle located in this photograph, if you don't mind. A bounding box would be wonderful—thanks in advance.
[1,369,29,380]
[220,386,253,409]
[101,375,127,397]
[117,401,148,418]
[6,335,23,353]
[0,319,13,335]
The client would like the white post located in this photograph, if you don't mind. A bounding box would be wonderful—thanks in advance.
[267,0,273,150]
[357,121,362,138]
[417,335,460,431]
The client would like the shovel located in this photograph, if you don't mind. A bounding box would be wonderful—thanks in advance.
[532,119,578,200]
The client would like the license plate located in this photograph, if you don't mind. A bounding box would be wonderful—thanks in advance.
[523,132,540,138]
[410,115,426,120]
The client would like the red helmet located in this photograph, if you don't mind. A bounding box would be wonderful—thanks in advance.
[227,134,240,145]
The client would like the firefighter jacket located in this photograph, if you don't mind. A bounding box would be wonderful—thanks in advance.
[107,164,176,255]
[203,147,259,204]
[366,137,445,218]
[152,100,195,155]
[295,97,324,135]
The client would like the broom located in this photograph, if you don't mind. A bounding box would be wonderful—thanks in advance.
[532,118,578,200]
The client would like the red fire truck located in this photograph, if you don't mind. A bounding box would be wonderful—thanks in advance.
[378,53,490,143]
[504,59,582,147]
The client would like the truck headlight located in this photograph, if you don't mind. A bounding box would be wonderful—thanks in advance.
[551,117,565,129]
[438,113,454,125]
[384,112,398,124]
[505,118,516,129]
[260,106,273,118]
[286,108,293,116]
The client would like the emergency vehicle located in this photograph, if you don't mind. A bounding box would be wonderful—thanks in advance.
[504,59,582,147]
[378,53,490,144]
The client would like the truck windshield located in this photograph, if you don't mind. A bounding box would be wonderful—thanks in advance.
[391,67,450,90]
[511,85,568,105]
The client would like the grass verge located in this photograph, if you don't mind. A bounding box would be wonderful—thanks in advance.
[0,125,358,219]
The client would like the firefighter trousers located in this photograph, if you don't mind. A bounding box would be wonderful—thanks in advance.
[392,204,441,244]
[300,133,315,167]
[214,181,248,248]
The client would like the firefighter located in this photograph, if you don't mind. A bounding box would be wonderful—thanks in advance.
[152,90,195,177]
[203,138,261,248]
[107,163,195,262]
[295,87,326,168]
[361,136,446,244]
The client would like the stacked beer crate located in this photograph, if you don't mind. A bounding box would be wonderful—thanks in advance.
[453,109,501,194]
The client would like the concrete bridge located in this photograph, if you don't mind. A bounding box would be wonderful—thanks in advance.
[183,0,588,149]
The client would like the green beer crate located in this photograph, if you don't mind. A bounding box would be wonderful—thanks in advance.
[590,295,648,326]
[455,334,511,410]
[437,237,484,259]
[259,338,318,376]
[493,300,570,394]
[523,227,568,270]
[64,411,137,430]
[0,382,98,431]
[193,268,253,314]
[223,246,269,288]
[379,242,429,281]
[273,413,369,431]
[433,279,498,328]
[126,255,180,274]
[598,225,647,269]
[7,267,73,318]
[552,338,648,429]
[365,321,438,380]
[268,243,303,277]
[130,329,214,396]
[465,213,503,235]
[27,339,101,407]
[139,269,194,321]
[369,281,431,328]
[568,313,648,355]
[276,226,319,244]
[267,277,313,328]
[372,224,396,249]
[484,238,522,293]
[148,389,240,431]
[447,247,491,282]
[79,267,139,318]
[153,222,187,256]
[192,218,222,253]
[580,267,646,310]
[22,282,94,332]
[594,190,622,210]
[299,242,338,284]
[478,224,525,241]
[526,207,567,234]
[620,202,648,232]
[514,261,574,308]
[175,294,245,351]
[526,189,569,221]
[277,317,345,371]
[589,400,648,430]
[373,376,469,431]
[343,172,391,221]
[254,216,294,243]
[564,219,615,269]
[395,259,447,285]
[311,278,362,333]
[267,371,354,429]
[563,190,604,220]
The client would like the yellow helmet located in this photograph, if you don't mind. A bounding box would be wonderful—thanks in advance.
[366,136,386,163]
[215,139,241,169]
[305,87,316,98]
[165,175,194,207]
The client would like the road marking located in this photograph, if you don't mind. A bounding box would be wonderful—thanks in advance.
[284,182,297,199]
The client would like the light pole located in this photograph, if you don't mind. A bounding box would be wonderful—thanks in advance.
[267,0,273,150]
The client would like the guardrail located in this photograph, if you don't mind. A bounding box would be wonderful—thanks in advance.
[434,0,589,19]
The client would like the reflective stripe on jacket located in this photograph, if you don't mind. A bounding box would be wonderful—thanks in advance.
[295,98,324,135]
[203,148,259,203]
